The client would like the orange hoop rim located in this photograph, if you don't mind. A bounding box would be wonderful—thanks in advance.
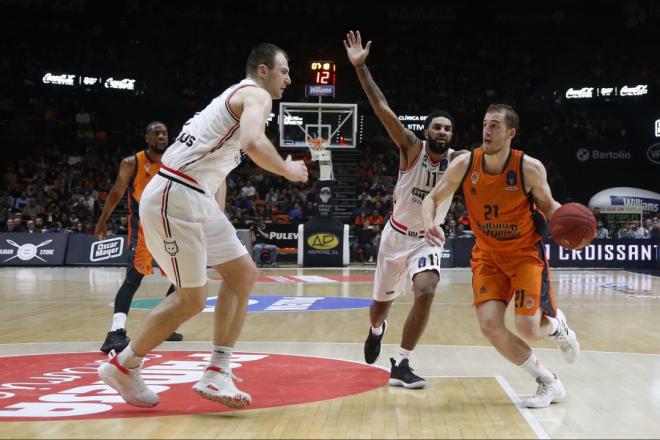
[307,137,327,150]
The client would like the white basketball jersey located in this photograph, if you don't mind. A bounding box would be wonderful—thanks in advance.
[390,143,455,235]
[162,78,257,195]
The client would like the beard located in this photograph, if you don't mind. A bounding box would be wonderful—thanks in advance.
[150,145,167,154]
[427,138,449,154]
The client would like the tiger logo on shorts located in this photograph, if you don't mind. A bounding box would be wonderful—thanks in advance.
[164,240,179,256]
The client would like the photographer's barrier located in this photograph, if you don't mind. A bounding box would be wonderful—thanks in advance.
[0,233,657,269]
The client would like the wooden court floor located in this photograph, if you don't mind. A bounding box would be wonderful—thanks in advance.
[1,266,659,439]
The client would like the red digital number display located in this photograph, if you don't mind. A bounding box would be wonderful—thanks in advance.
[310,61,335,86]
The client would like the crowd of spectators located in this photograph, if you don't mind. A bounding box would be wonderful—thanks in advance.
[1,1,659,261]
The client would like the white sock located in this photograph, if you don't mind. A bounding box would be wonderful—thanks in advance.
[394,347,411,366]
[546,316,560,337]
[116,342,143,369]
[520,352,554,381]
[111,313,127,331]
[210,345,233,372]
[371,322,384,336]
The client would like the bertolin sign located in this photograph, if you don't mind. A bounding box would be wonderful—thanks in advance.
[589,187,660,214]
[90,237,124,262]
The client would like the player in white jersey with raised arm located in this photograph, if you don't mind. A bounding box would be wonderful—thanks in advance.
[98,43,308,409]
[344,31,467,388]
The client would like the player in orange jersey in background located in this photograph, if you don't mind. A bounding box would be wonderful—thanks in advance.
[95,121,183,353]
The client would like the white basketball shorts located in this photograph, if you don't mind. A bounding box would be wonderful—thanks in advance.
[140,173,247,288]
[372,221,443,301]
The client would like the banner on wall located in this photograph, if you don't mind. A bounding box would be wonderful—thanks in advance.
[0,233,68,266]
[66,235,128,266]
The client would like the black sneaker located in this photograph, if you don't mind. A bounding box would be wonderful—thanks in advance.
[166,331,184,342]
[388,358,426,389]
[100,329,130,354]
[364,320,387,364]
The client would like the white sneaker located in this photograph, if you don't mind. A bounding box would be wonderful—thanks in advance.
[552,308,580,363]
[524,375,566,408]
[98,356,160,408]
[192,366,252,409]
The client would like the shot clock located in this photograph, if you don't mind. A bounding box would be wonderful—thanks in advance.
[306,61,335,98]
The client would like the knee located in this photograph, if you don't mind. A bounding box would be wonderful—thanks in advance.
[226,262,257,292]
[479,318,506,341]
[516,321,541,340]
[176,291,207,316]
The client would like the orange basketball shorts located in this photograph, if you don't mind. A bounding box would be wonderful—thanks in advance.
[470,241,557,317]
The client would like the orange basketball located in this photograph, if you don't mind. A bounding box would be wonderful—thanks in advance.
[550,203,597,250]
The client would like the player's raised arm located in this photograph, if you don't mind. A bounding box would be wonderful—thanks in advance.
[522,155,561,219]
[95,157,134,240]
[344,30,420,154]
[237,87,308,183]
[421,153,471,246]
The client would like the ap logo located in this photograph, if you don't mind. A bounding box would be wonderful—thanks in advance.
[576,148,590,162]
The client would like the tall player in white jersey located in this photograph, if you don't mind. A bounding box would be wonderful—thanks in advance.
[345,31,467,388]
[98,43,308,409]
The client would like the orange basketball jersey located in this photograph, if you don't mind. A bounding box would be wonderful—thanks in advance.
[129,150,162,209]
[461,147,543,251]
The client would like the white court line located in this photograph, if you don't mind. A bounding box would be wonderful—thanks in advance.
[495,375,550,440]
[2,341,659,359]
[424,373,551,439]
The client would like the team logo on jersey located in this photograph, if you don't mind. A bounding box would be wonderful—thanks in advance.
[144,163,152,172]
[505,171,517,191]
[439,159,448,171]
[471,172,479,184]
[164,239,179,256]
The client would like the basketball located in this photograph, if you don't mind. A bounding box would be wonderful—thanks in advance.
[550,203,597,250]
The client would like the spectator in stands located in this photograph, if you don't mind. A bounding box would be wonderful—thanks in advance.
[455,223,471,238]
[70,221,85,234]
[288,201,303,223]
[25,219,41,234]
[371,225,382,261]
[616,224,631,239]
[367,209,385,227]
[12,213,25,232]
[116,216,128,235]
[14,191,30,210]
[34,217,48,232]
[649,220,660,240]
[2,218,15,232]
[250,220,278,267]
[595,221,610,239]
[264,188,278,204]
[352,220,375,263]
[240,179,257,199]
[303,200,316,221]
[630,221,646,239]
[444,219,457,239]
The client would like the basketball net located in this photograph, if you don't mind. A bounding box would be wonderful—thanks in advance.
[307,138,334,181]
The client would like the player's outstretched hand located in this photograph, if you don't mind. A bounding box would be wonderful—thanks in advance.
[284,155,309,183]
[425,224,445,248]
[343,30,372,67]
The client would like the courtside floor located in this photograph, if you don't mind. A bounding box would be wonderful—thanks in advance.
[0,266,659,439]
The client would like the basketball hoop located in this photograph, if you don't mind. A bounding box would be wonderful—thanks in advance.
[307,137,334,181]
[307,137,327,162]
